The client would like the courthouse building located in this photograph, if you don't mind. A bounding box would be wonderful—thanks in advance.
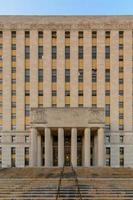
[0,16,133,168]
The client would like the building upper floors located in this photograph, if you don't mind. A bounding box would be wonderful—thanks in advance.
[0,16,132,132]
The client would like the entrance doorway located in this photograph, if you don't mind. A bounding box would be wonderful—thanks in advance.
[64,131,71,166]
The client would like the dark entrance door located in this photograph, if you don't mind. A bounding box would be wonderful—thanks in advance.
[64,133,71,166]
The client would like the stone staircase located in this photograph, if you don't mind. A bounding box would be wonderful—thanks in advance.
[0,167,133,199]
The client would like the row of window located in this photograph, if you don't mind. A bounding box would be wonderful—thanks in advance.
[105,135,124,143]
[106,147,124,166]
[0,30,126,39]
[0,135,29,143]
[0,46,126,60]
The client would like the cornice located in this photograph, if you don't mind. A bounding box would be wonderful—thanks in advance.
[0,16,133,30]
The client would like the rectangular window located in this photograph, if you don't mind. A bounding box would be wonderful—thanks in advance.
[65,31,70,38]
[119,55,123,61]
[25,147,29,166]
[78,46,83,59]
[38,90,43,96]
[52,69,57,82]
[11,113,16,119]
[119,79,123,84]
[120,158,124,167]
[0,31,3,38]
[120,147,124,155]
[92,46,97,59]
[0,56,2,61]
[25,31,30,38]
[105,46,110,59]
[105,31,110,39]
[92,90,97,96]
[11,31,16,38]
[25,69,30,82]
[25,104,30,116]
[105,69,110,82]
[0,44,2,50]
[11,147,16,167]
[11,136,16,143]
[11,44,16,50]
[11,79,16,84]
[106,158,110,166]
[105,90,110,96]
[106,147,110,155]
[119,101,123,108]
[12,90,16,96]
[92,31,97,38]
[78,90,83,96]
[38,31,43,38]
[105,104,110,116]
[78,31,83,39]
[105,135,110,143]
[119,67,123,73]
[92,69,97,82]
[25,136,29,143]
[11,147,16,157]
[52,46,57,59]
[105,124,110,131]
[52,31,57,39]
[11,102,16,108]
[78,69,83,82]
[52,90,57,96]
[38,46,43,59]
[119,113,124,119]
[12,56,16,62]
[65,46,70,59]
[25,46,30,59]
[65,104,70,108]
[12,67,16,73]
[65,90,70,96]
[65,69,70,82]
[120,135,124,144]
[119,31,124,38]
[38,69,43,82]
[119,124,124,130]
[119,44,123,50]
[119,90,124,96]
[25,90,30,96]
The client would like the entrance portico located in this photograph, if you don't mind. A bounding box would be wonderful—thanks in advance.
[30,107,105,167]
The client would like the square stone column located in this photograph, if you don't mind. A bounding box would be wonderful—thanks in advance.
[45,128,52,167]
[84,128,91,167]
[30,128,37,166]
[71,128,77,167]
[97,128,105,166]
[37,134,42,167]
[58,128,64,167]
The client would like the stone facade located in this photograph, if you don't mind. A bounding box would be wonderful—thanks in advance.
[0,16,133,168]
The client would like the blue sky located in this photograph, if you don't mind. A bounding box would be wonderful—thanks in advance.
[0,0,133,15]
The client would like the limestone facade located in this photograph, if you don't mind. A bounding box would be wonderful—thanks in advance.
[0,16,133,167]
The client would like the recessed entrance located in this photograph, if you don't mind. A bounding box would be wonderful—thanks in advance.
[64,131,71,166]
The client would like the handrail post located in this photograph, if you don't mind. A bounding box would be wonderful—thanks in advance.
[71,162,83,200]
[56,164,65,200]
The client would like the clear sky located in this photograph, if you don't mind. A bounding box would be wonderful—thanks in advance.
[0,0,133,15]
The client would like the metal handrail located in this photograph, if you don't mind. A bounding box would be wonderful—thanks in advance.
[71,163,83,200]
[56,163,83,200]
[56,164,65,200]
